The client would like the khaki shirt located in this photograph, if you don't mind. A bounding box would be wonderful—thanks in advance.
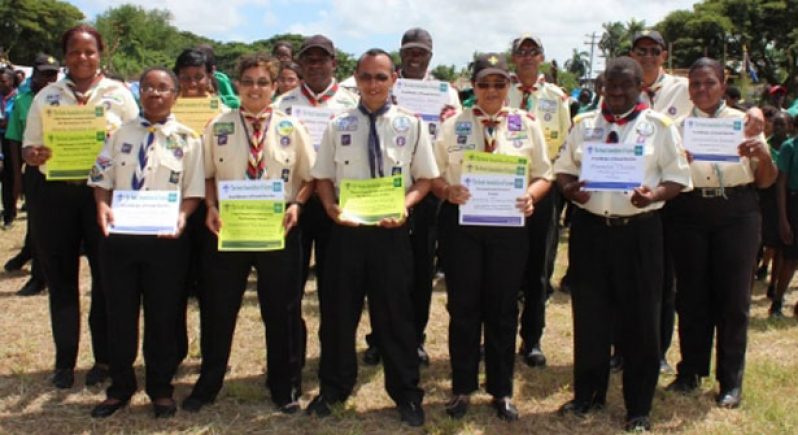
[642,72,692,120]
[506,76,571,159]
[203,109,315,202]
[274,81,359,115]
[679,104,765,188]
[23,77,139,175]
[88,116,205,198]
[554,109,692,217]
[312,104,440,190]
[435,107,552,186]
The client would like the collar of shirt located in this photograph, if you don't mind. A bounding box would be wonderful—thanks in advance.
[691,101,727,118]
[397,69,432,81]
[302,80,338,100]
[136,114,178,136]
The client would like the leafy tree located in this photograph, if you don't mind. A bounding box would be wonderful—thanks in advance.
[0,0,84,65]
[564,48,590,79]
[430,64,458,82]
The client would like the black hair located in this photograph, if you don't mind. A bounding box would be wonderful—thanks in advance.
[279,61,303,79]
[195,44,217,67]
[140,66,180,92]
[272,41,293,55]
[356,48,394,72]
[174,49,211,75]
[604,56,643,84]
[689,57,724,82]
[235,52,279,81]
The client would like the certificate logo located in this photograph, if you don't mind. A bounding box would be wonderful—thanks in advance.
[210,99,219,109]
[95,107,105,117]
[514,178,524,189]
[634,145,644,156]
[392,176,403,188]
[273,181,283,192]
[439,83,448,92]
[168,192,178,202]
[274,203,284,213]
[733,120,742,131]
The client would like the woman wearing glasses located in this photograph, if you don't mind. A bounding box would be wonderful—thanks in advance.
[88,66,204,418]
[432,53,551,421]
[181,52,314,414]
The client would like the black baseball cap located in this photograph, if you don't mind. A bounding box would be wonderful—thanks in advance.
[297,35,336,57]
[33,53,60,72]
[472,53,510,81]
[632,30,666,48]
[401,28,433,52]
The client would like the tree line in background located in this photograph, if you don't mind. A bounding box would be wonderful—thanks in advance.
[1,0,796,95]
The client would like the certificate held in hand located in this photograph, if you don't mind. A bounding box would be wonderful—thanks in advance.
[682,117,744,163]
[42,105,107,180]
[109,190,181,235]
[459,151,528,227]
[338,176,405,225]
[580,142,645,191]
[217,179,286,251]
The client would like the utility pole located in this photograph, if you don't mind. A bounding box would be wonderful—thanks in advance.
[584,32,598,80]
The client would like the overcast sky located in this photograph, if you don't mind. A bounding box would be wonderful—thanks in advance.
[72,0,698,75]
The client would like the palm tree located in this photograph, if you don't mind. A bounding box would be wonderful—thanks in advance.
[564,48,590,79]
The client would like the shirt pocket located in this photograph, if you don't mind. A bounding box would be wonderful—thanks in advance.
[155,150,184,189]
[334,144,364,180]
[385,141,414,176]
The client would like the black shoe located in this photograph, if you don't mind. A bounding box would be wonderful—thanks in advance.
[275,390,302,414]
[4,253,28,272]
[85,365,109,387]
[521,343,547,368]
[91,399,127,418]
[445,395,469,419]
[417,346,430,367]
[363,345,381,366]
[609,354,624,372]
[398,401,425,427]
[153,399,177,418]
[306,394,335,417]
[558,398,604,417]
[181,395,212,413]
[756,265,768,281]
[624,415,651,432]
[666,374,700,394]
[716,387,742,409]
[659,358,675,375]
[491,397,519,421]
[770,299,784,318]
[52,368,74,389]
[767,284,775,300]
[16,279,45,296]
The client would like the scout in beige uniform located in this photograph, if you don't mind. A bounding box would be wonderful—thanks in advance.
[88,67,204,419]
[432,53,551,422]
[308,49,438,427]
[22,25,139,391]
[182,53,314,415]
[507,33,571,369]
[554,57,691,432]
[665,58,776,410]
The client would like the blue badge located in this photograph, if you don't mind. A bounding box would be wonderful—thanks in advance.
[392,116,412,133]
[336,116,359,132]
[395,136,406,147]
[281,168,290,182]
[508,115,522,131]
[217,134,228,145]
[455,121,472,135]
[341,134,351,146]
[46,94,61,106]
[121,143,133,154]
[277,120,294,136]
[457,135,467,144]
[169,171,180,184]
[392,166,402,175]
[280,136,291,146]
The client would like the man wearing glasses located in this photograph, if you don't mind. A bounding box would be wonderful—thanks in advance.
[507,33,571,369]
[629,30,691,120]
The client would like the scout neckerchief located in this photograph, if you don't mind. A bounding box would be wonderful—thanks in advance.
[473,105,509,153]
[642,71,666,105]
[301,81,338,107]
[601,102,648,143]
[240,109,272,180]
[692,101,730,198]
[65,73,105,106]
[132,117,168,190]
[357,100,392,178]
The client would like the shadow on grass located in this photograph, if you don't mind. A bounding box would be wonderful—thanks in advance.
[748,313,798,331]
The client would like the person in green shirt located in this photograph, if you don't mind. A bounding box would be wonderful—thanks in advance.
[3,53,59,296]
[773,113,798,316]
[196,44,240,109]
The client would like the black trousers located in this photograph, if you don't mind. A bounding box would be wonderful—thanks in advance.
[1,137,19,224]
[519,189,555,348]
[21,168,46,283]
[100,235,188,401]
[175,202,209,364]
[318,224,423,405]
[439,202,528,398]
[191,229,304,405]
[31,179,108,370]
[667,189,759,391]
[569,208,662,418]
[299,195,333,363]
[660,230,676,357]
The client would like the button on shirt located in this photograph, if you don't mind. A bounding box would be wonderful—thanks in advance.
[554,109,692,217]
[312,105,439,190]
[679,104,765,188]
[435,107,552,186]
[88,116,205,197]
[641,72,692,120]
[203,109,315,202]
[23,77,139,176]
[506,75,571,159]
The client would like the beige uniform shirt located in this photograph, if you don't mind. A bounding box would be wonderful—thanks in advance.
[88,116,205,198]
[642,71,692,120]
[435,106,552,186]
[554,109,692,216]
[203,109,315,202]
[312,104,440,190]
[506,75,571,159]
[23,77,139,176]
[274,81,359,115]
[679,104,765,188]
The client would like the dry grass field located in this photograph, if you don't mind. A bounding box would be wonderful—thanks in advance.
[2,210,798,434]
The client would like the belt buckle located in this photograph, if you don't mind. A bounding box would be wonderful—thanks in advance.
[604,215,630,227]
[700,188,722,198]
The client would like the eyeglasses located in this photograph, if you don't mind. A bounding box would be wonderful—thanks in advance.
[475,81,508,90]
[140,86,175,95]
[514,48,541,57]
[357,73,390,82]
[239,79,273,88]
[633,47,662,57]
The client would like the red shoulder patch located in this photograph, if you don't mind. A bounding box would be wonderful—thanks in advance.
[526,112,536,122]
